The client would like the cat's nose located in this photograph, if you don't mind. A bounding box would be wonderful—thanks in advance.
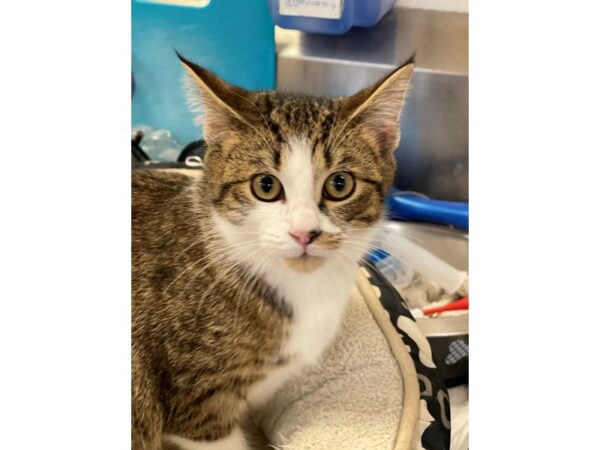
[289,229,321,246]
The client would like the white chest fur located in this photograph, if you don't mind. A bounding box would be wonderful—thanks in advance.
[247,258,358,406]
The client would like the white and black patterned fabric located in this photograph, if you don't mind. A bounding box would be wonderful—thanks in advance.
[361,263,451,450]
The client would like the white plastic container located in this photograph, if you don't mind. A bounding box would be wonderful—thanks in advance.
[372,230,467,294]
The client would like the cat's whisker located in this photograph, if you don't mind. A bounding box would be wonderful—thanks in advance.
[342,238,379,248]
[186,243,263,303]
[163,239,261,296]
[332,247,360,269]
[335,244,380,272]
[340,235,377,244]
[210,246,275,305]
[342,241,381,256]
[206,240,265,279]
[235,253,270,295]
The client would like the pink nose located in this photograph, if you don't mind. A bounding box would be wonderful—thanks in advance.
[289,230,321,246]
[289,231,310,246]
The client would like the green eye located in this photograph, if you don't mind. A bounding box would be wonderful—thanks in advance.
[251,174,283,202]
[323,172,355,201]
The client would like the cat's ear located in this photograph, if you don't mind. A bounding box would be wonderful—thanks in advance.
[339,56,414,152]
[177,52,255,143]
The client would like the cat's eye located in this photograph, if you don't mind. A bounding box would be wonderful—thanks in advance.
[251,174,283,202]
[323,172,355,201]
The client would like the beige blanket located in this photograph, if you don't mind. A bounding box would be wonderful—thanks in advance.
[252,271,421,450]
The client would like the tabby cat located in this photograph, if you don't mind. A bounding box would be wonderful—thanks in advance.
[132,54,414,450]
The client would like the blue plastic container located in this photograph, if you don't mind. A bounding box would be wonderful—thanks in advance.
[269,0,395,35]
[385,190,469,231]
[132,0,276,145]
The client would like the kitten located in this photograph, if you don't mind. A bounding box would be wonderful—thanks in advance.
[132,54,413,450]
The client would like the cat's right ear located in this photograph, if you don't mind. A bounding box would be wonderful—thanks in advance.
[338,56,414,154]
[177,52,254,143]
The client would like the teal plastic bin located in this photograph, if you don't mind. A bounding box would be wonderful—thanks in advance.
[132,0,276,145]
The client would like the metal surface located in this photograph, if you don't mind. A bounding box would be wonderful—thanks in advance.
[384,220,468,350]
[276,7,468,201]
[383,219,468,361]
[386,221,468,271]
[416,314,468,337]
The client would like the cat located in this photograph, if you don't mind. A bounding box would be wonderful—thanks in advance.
[132,53,414,450]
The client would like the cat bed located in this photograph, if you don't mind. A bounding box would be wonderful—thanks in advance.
[251,264,451,450]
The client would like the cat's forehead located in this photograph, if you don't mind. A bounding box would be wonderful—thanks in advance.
[207,90,387,185]
[239,91,381,177]
[257,92,339,138]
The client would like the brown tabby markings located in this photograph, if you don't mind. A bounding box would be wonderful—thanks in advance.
[202,90,393,235]
[132,54,413,449]
[133,171,292,448]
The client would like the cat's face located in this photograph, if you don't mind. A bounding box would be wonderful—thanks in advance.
[180,55,413,273]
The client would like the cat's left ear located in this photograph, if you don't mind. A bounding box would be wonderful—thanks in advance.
[339,57,415,152]
[177,52,256,143]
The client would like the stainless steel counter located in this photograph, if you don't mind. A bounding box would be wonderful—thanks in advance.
[276,7,468,201]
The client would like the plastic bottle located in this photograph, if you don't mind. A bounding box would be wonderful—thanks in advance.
[368,248,414,289]
[372,230,467,295]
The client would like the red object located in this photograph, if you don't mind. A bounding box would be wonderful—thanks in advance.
[423,297,469,316]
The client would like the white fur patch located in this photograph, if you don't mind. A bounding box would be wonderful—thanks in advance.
[212,134,377,407]
[278,136,321,234]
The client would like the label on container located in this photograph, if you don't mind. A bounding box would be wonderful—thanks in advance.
[279,0,343,20]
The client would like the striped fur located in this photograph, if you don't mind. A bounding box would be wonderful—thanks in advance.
[132,56,413,449]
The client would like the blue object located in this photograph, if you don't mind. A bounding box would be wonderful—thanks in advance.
[386,191,469,231]
[132,0,276,145]
[367,247,413,288]
[269,0,395,35]
[367,248,398,281]
[367,248,391,264]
